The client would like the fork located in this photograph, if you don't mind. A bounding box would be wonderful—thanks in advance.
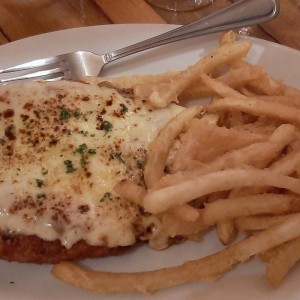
[0,0,279,84]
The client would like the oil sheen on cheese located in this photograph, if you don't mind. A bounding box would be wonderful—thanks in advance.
[0,79,183,248]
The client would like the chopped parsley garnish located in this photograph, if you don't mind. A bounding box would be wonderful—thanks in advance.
[36,193,47,200]
[59,107,72,121]
[60,107,83,121]
[110,152,125,164]
[103,120,113,136]
[100,192,111,202]
[79,130,89,136]
[74,144,96,167]
[64,160,76,173]
[36,179,44,188]
[120,104,128,114]
[41,167,48,175]
[75,143,88,154]
[88,149,96,154]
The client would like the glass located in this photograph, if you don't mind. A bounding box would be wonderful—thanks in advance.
[146,0,214,12]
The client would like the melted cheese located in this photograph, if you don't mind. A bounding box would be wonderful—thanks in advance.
[0,80,183,248]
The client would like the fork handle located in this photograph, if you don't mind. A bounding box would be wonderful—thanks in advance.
[103,0,279,63]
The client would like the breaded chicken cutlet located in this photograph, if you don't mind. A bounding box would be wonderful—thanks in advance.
[0,78,182,263]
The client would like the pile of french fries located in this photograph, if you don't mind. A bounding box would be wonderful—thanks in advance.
[52,31,300,294]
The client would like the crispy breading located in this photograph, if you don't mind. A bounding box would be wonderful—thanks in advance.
[0,232,127,264]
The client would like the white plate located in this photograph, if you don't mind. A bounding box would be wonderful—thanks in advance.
[1,24,300,300]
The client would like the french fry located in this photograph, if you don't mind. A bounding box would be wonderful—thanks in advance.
[172,113,220,171]
[231,60,284,96]
[52,213,300,294]
[161,209,208,237]
[176,118,266,165]
[209,97,300,127]
[216,220,237,245]
[211,122,296,243]
[144,105,205,188]
[170,204,200,222]
[270,150,300,174]
[84,71,178,88]
[203,194,300,225]
[179,65,266,100]
[144,169,300,214]
[283,84,300,96]
[256,95,300,109]
[113,179,146,206]
[210,123,294,169]
[235,214,296,231]
[157,124,293,190]
[135,40,252,108]
[265,237,300,287]
[198,72,244,98]
[219,30,237,45]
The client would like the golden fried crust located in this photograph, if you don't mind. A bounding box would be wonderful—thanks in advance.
[0,232,127,264]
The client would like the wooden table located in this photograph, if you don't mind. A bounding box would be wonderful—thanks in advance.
[0,0,298,50]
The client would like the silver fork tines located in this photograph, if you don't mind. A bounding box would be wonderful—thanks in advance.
[0,0,279,84]
[0,57,69,83]
[0,57,60,74]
